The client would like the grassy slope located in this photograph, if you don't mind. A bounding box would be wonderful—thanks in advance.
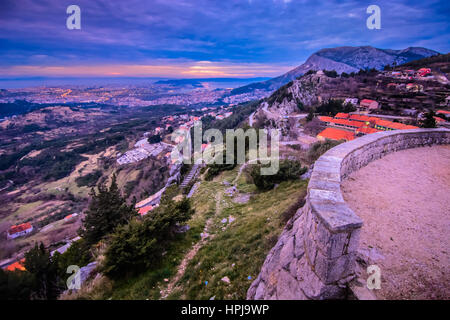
[100,165,307,300]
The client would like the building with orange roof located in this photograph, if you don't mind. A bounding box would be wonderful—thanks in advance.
[318,116,333,124]
[356,126,381,135]
[3,259,26,272]
[135,188,166,209]
[359,99,379,110]
[329,118,365,130]
[138,205,155,216]
[317,127,355,142]
[334,113,349,119]
[437,110,450,115]
[350,114,375,121]
[434,116,446,124]
[373,119,418,131]
[7,223,33,240]
[64,213,78,221]
[418,68,431,77]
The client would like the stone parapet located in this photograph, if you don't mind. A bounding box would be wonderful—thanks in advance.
[247,128,450,300]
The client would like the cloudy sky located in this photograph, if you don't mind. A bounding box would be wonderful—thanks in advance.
[0,0,448,78]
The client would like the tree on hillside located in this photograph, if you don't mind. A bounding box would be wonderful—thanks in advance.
[148,134,162,144]
[250,160,307,191]
[421,111,437,128]
[306,109,314,122]
[323,70,338,78]
[79,174,137,246]
[316,99,355,116]
[103,197,194,278]
[0,267,35,300]
[303,117,324,136]
[24,243,62,299]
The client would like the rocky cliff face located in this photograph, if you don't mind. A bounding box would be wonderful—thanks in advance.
[252,72,329,134]
[250,72,327,138]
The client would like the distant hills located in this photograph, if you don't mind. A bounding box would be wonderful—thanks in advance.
[155,77,271,88]
[230,46,439,96]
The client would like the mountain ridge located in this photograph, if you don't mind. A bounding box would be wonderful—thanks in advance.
[230,45,439,96]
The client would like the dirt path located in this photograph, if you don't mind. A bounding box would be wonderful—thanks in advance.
[341,145,450,300]
[160,192,222,299]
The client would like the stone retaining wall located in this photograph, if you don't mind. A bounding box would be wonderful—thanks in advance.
[247,128,450,300]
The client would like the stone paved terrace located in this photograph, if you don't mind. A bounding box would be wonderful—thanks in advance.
[247,128,450,300]
[342,145,450,299]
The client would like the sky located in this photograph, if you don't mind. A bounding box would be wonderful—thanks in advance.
[0,0,449,79]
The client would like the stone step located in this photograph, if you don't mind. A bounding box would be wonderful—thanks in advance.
[180,165,200,187]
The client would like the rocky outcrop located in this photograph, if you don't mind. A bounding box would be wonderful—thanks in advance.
[248,128,450,300]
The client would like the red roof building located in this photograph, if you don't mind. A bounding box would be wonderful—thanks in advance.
[317,128,355,141]
[418,68,431,77]
[434,116,446,124]
[330,118,365,129]
[349,114,375,123]
[318,116,333,123]
[356,126,381,135]
[360,99,379,110]
[373,119,418,131]
[7,223,33,240]
[138,205,154,216]
[334,113,349,119]
[3,258,26,272]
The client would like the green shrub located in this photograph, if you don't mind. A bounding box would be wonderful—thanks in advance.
[103,198,194,278]
[306,139,342,163]
[250,160,307,191]
[280,190,307,225]
[148,134,162,144]
[75,170,102,187]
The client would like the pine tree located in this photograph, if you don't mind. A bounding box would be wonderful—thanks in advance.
[80,174,137,246]
[24,243,61,299]
[421,111,437,128]
[306,109,314,122]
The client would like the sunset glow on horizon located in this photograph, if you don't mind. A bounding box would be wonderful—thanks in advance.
[0,61,294,79]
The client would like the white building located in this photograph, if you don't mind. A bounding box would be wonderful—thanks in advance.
[7,223,33,240]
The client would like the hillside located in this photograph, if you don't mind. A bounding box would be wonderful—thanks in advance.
[229,46,439,97]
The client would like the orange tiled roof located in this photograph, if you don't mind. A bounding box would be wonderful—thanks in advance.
[330,118,365,128]
[138,205,154,216]
[434,116,445,123]
[8,223,32,235]
[317,128,355,141]
[318,116,333,122]
[437,110,450,115]
[356,126,381,135]
[349,114,375,123]
[374,119,418,130]
[334,113,349,119]
[4,259,26,272]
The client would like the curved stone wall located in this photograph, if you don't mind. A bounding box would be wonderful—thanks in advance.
[247,128,450,300]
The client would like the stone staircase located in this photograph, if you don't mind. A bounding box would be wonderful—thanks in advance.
[180,164,200,188]
[187,182,200,198]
